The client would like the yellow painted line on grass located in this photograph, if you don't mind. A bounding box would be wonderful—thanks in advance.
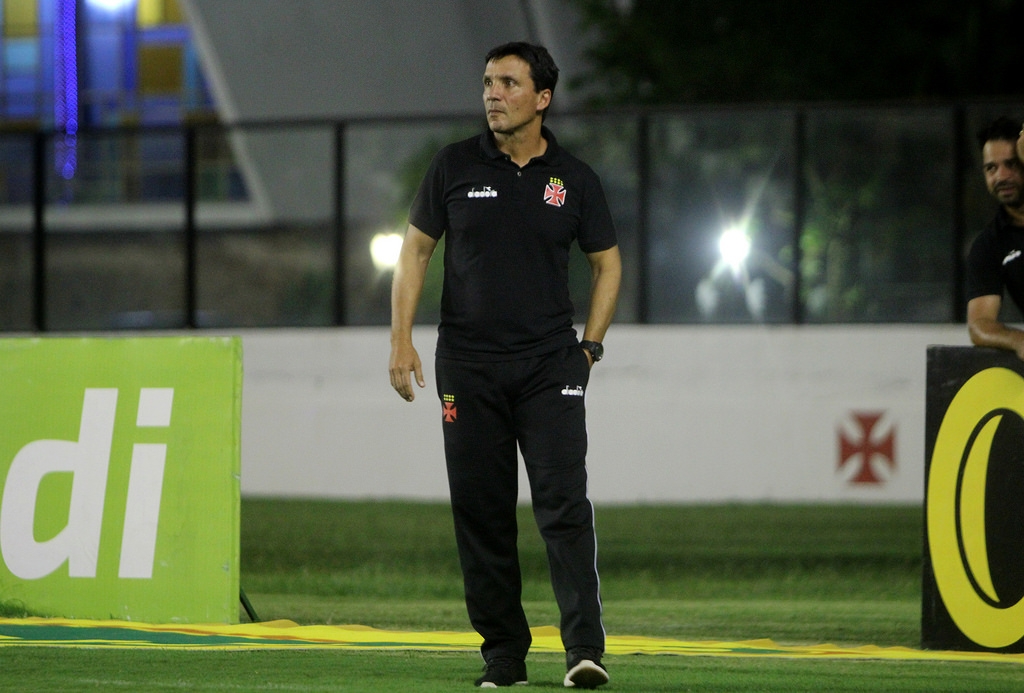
[1,618,1022,664]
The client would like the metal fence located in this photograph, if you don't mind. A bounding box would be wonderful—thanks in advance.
[1,100,1021,332]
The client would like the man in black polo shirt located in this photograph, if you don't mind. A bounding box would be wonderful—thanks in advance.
[966,116,1024,357]
[389,42,621,688]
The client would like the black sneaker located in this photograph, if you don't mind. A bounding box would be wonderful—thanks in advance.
[564,648,608,689]
[475,657,528,688]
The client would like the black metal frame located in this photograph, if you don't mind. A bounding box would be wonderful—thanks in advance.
[11,102,1004,331]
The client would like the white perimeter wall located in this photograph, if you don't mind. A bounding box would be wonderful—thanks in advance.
[238,324,969,504]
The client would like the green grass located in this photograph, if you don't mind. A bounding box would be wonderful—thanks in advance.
[5,500,1023,691]
[2,649,1024,693]
[240,500,922,642]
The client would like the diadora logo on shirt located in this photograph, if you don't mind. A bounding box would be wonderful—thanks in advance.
[544,177,567,207]
[1003,249,1022,266]
[468,186,498,199]
[561,385,585,397]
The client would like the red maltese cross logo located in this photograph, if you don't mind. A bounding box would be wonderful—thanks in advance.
[442,394,457,423]
[838,411,896,485]
[544,179,566,207]
[443,402,457,422]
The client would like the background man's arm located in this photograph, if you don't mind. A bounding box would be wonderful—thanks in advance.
[967,294,1024,360]
[389,225,438,401]
[581,245,622,365]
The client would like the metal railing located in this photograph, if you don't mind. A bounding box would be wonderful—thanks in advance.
[1,100,1021,332]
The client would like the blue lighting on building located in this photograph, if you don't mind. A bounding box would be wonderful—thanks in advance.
[54,0,78,180]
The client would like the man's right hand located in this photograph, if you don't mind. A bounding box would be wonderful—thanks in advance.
[389,340,425,402]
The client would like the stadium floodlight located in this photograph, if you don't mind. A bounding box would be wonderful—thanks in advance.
[85,0,135,11]
[718,225,751,277]
[370,232,404,272]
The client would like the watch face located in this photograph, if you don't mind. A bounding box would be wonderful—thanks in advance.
[583,341,603,361]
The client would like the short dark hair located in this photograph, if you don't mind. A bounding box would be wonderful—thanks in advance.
[976,116,1021,150]
[485,42,559,118]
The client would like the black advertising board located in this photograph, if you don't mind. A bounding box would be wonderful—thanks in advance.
[923,346,1024,652]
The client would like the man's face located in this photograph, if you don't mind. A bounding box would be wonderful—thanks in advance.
[482,55,550,136]
[982,139,1024,208]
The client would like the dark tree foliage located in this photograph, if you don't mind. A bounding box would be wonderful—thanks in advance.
[569,0,1024,104]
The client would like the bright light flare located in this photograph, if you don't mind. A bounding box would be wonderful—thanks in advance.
[718,226,751,274]
[370,232,404,271]
[85,0,135,11]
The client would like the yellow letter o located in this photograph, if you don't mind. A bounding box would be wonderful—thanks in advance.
[928,367,1024,648]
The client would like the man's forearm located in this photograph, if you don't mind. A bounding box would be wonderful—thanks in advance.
[969,317,1024,354]
[390,226,436,344]
[582,247,622,343]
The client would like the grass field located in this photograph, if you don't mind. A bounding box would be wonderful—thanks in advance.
[3,500,1024,692]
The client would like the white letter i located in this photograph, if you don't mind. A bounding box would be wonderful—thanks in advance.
[118,388,173,579]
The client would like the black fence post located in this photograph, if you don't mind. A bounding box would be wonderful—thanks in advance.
[32,131,46,332]
[951,105,967,324]
[333,122,346,327]
[792,108,806,325]
[635,113,650,324]
[184,125,198,329]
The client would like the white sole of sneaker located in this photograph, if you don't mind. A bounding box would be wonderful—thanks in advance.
[478,681,528,688]
[563,659,609,688]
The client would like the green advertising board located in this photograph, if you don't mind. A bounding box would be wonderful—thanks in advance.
[0,337,242,623]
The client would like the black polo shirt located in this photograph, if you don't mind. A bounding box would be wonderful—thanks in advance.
[409,127,618,361]
[966,206,1024,312]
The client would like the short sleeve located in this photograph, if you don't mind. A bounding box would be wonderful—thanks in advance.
[408,149,448,240]
[577,169,618,254]
[965,231,1004,302]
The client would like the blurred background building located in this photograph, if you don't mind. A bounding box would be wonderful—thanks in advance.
[0,0,1021,332]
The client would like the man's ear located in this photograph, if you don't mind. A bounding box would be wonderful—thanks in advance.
[536,89,552,114]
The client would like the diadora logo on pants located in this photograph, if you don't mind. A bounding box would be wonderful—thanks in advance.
[0,388,173,581]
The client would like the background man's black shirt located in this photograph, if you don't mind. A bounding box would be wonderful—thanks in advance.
[966,206,1024,312]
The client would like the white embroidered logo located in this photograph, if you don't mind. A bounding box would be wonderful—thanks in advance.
[561,385,585,397]
[468,186,498,199]
[1003,249,1022,266]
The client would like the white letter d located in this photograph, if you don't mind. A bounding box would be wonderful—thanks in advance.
[0,389,117,579]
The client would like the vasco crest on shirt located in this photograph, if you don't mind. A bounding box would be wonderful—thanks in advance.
[544,177,567,207]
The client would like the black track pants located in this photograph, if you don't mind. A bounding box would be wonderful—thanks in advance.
[435,346,605,662]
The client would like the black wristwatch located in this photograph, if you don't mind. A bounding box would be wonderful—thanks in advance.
[580,340,604,363]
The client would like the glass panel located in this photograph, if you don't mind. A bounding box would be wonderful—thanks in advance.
[963,104,1024,324]
[3,0,38,38]
[549,113,639,324]
[195,125,333,327]
[4,37,38,73]
[802,109,953,322]
[46,230,186,330]
[138,44,182,95]
[344,119,478,326]
[0,133,33,204]
[48,130,184,203]
[0,134,34,330]
[647,109,797,323]
[44,131,186,330]
[137,0,184,27]
[0,230,32,331]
